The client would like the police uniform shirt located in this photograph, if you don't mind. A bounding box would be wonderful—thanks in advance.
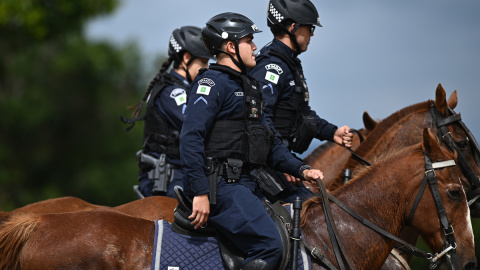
[151,70,189,165]
[180,66,304,196]
[250,38,337,142]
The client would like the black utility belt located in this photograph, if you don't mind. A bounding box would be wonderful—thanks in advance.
[206,158,255,183]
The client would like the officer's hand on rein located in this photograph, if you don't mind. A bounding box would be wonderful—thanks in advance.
[284,173,301,184]
[189,194,210,229]
[302,169,324,183]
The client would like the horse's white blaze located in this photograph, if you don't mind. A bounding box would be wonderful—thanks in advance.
[465,206,475,246]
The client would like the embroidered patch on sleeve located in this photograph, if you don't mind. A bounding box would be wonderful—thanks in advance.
[265,71,280,84]
[196,85,211,95]
[174,93,187,106]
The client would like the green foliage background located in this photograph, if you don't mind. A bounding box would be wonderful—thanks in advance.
[0,1,477,269]
[0,0,147,209]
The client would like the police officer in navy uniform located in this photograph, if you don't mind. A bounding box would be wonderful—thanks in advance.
[250,0,353,203]
[180,12,323,270]
[123,26,212,198]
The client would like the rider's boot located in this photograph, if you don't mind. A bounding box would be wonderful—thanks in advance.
[242,259,272,270]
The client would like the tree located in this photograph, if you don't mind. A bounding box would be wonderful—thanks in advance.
[0,0,147,209]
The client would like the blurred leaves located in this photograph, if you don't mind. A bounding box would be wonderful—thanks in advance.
[0,0,145,209]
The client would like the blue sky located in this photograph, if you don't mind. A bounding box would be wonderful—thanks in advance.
[87,0,480,155]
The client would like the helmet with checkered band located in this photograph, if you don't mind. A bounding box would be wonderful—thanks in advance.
[168,26,212,62]
[267,0,322,28]
[201,12,262,56]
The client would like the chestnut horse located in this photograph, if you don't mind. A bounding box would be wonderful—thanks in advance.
[320,84,480,270]
[0,195,178,227]
[327,84,480,206]
[0,129,475,270]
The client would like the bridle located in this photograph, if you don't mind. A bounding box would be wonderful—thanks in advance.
[303,151,463,270]
[405,153,460,269]
[430,102,480,205]
[351,102,480,205]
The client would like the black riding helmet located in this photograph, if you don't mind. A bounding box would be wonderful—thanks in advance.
[168,26,213,82]
[202,12,262,73]
[267,0,321,53]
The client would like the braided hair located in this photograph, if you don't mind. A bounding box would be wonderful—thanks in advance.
[127,56,179,118]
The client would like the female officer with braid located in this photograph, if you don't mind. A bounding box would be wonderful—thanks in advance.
[123,26,212,198]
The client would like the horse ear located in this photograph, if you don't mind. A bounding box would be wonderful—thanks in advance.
[362,111,377,132]
[422,128,442,157]
[435,83,448,115]
[447,90,458,110]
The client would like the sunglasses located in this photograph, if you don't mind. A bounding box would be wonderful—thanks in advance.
[308,25,315,34]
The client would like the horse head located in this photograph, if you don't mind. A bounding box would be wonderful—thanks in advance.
[433,84,480,217]
[410,128,476,270]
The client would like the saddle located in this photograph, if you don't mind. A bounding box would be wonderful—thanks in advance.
[172,186,293,270]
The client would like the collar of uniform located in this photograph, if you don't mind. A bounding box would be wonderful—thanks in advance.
[170,70,190,87]
[272,38,299,59]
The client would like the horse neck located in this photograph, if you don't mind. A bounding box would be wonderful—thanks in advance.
[304,152,424,269]
[328,106,431,191]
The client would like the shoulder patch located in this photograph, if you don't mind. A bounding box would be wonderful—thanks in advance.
[170,88,187,106]
[265,71,280,84]
[264,63,283,74]
[196,78,215,95]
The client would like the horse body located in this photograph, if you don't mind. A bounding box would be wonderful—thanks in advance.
[0,129,475,270]
[17,210,154,270]
[1,195,177,228]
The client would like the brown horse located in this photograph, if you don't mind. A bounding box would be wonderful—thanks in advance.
[1,195,178,227]
[327,84,480,201]
[0,129,475,270]
[318,84,480,270]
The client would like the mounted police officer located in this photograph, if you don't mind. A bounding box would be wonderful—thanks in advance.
[180,12,323,270]
[250,0,354,202]
[122,26,212,198]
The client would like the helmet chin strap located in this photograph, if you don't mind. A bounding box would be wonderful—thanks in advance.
[283,23,302,55]
[182,55,197,83]
[217,40,247,74]
[183,56,196,83]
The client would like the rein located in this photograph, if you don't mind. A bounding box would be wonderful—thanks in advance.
[303,152,460,270]
[344,129,372,167]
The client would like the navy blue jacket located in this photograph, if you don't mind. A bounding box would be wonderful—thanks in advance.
[250,39,337,143]
[180,66,304,196]
[149,70,189,165]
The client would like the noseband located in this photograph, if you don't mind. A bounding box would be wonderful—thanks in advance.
[430,103,480,205]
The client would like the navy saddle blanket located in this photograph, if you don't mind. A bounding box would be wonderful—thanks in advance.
[152,205,311,270]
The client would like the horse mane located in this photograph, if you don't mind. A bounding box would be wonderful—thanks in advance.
[325,100,433,192]
[0,211,10,226]
[0,213,40,270]
[353,100,432,157]
[303,141,335,165]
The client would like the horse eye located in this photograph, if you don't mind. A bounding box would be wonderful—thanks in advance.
[447,190,462,202]
[456,140,469,150]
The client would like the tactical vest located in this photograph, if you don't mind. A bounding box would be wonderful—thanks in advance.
[266,49,317,154]
[142,73,187,158]
[203,64,273,165]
